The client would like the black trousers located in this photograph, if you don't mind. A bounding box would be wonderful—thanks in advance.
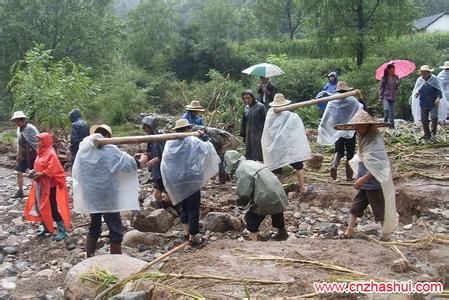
[49,187,62,222]
[176,190,201,235]
[88,212,123,243]
[245,209,285,233]
[335,135,356,160]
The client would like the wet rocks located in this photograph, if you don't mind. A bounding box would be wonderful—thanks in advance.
[203,212,243,233]
[319,224,338,238]
[110,291,151,300]
[123,230,163,248]
[306,153,323,170]
[133,209,176,233]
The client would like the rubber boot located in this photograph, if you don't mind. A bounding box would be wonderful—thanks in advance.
[345,161,354,181]
[85,237,97,258]
[54,221,68,241]
[109,243,122,254]
[430,119,438,138]
[330,153,342,180]
[422,122,431,140]
[37,224,50,237]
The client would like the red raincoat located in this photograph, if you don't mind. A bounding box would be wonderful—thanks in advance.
[24,133,71,232]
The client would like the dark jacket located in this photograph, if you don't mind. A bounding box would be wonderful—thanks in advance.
[142,117,165,180]
[240,94,267,161]
[257,82,277,107]
[69,109,89,163]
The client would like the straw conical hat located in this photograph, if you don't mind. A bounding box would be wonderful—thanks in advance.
[335,110,388,130]
[439,61,449,69]
[419,65,434,72]
[269,93,291,107]
[335,81,353,92]
[90,124,113,136]
[10,111,28,121]
[173,119,192,130]
[186,100,205,112]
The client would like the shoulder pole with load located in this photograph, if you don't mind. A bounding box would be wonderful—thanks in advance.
[272,90,362,113]
[93,132,201,147]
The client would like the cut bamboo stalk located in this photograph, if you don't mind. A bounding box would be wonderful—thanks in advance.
[273,90,362,113]
[94,132,201,147]
[95,241,190,300]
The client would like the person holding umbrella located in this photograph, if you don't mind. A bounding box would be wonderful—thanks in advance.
[379,64,399,129]
[257,77,278,108]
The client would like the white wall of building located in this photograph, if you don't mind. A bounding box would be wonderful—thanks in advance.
[426,14,449,33]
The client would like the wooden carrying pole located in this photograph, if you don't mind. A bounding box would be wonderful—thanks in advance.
[273,89,362,113]
[94,132,201,147]
[95,241,190,300]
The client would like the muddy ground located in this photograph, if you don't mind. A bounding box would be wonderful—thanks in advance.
[0,123,448,299]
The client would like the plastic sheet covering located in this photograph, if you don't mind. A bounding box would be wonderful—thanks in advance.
[437,70,449,116]
[349,127,398,234]
[318,97,363,145]
[17,123,39,151]
[261,109,312,171]
[72,134,139,214]
[161,136,220,206]
[411,75,447,123]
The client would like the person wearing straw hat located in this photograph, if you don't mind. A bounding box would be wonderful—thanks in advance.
[257,77,278,108]
[161,119,220,245]
[336,110,398,241]
[318,82,364,181]
[261,94,314,196]
[181,100,205,126]
[437,61,449,121]
[411,65,446,140]
[73,124,142,256]
[224,150,289,241]
[240,90,267,161]
[10,111,39,199]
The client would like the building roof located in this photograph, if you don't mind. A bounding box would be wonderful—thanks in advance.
[414,11,448,30]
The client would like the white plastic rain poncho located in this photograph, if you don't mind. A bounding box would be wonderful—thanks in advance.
[72,134,140,214]
[411,75,447,123]
[349,127,398,234]
[261,109,312,171]
[17,123,39,151]
[161,136,220,206]
[318,97,363,145]
[438,69,449,116]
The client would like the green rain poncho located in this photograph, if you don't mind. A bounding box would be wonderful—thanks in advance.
[224,150,288,215]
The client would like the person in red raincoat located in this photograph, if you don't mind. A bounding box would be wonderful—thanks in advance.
[24,133,70,241]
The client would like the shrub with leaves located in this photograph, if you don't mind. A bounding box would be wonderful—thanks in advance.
[8,45,97,129]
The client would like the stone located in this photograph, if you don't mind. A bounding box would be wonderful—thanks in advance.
[64,255,148,299]
[287,225,297,233]
[299,203,310,211]
[4,265,19,277]
[0,231,9,240]
[110,291,151,300]
[391,258,411,273]
[20,270,34,279]
[132,209,176,233]
[306,153,323,170]
[11,218,23,226]
[61,262,73,271]
[403,224,413,230]
[287,192,297,200]
[319,224,338,238]
[436,227,448,233]
[72,227,87,236]
[442,210,449,220]
[37,268,55,278]
[203,212,243,233]
[123,230,163,248]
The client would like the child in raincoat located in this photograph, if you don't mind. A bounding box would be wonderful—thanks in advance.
[24,133,70,241]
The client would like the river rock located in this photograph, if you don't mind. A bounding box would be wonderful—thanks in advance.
[122,230,163,248]
[203,212,243,233]
[133,209,175,233]
[110,291,151,300]
[319,224,338,238]
[64,255,148,299]
[306,153,323,170]
[442,210,449,220]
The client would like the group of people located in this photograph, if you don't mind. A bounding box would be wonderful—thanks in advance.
[15,62,448,255]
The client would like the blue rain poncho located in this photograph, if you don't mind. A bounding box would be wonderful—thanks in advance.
[72,134,140,214]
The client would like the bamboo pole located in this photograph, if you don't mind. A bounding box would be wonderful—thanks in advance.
[95,241,190,300]
[273,90,362,113]
[93,132,201,147]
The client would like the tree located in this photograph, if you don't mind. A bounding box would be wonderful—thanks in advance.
[8,45,97,129]
[307,0,415,65]
[251,0,307,39]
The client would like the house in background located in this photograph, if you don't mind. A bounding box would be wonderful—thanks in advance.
[414,11,449,33]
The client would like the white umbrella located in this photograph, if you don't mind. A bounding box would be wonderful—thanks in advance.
[242,63,285,78]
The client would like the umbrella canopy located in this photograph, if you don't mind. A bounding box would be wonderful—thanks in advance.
[375,60,416,80]
[242,63,284,78]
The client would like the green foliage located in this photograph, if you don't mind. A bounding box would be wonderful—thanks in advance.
[8,45,97,129]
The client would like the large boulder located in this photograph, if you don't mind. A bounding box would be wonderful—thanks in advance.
[132,209,176,233]
[203,212,243,233]
[64,254,148,299]
[122,230,163,248]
